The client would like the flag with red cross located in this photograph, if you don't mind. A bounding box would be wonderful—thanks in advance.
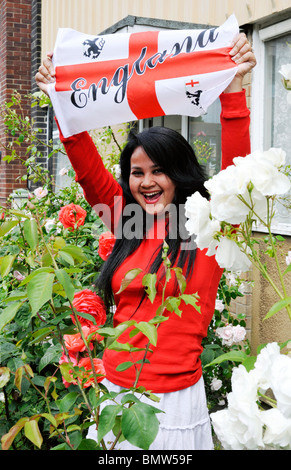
[48,15,239,138]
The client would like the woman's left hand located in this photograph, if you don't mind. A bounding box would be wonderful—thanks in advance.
[225,32,257,92]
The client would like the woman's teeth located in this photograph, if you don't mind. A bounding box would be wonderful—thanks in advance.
[143,191,162,202]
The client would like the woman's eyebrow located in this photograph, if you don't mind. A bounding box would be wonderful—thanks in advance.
[131,163,160,170]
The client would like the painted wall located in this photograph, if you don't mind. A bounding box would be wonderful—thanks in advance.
[41,0,291,55]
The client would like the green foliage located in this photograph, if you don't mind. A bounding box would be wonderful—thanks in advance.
[0,91,251,450]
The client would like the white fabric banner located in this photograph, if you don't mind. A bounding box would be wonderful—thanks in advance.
[48,15,239,138]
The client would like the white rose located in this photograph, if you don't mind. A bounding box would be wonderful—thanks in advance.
[215,298,225,313]
[211,377,223,391]
[210,409,244,450]
[215,237,252,272]
[205,165,250,224]
[44,219,56,233]
[211,366,264,450]
[185,192,220,252]
[262,148,286,168]
[234,150,290,196]
[113,164,121,179]
[279,63,291,81]
[216,325,234,346]
[261,408,291,448]
[59,168,68,176]
[254,342,280,392]
[232,324,246,343]
[286,251,291,266]
[34,187,48,199]
[270,353,291,419]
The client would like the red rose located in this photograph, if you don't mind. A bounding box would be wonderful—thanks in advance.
[98,231,116,261]
[58,203,87,230]
[64,332,86,353]
[71,289,107,328]
[78,356,106,387]
[82,325,104,343]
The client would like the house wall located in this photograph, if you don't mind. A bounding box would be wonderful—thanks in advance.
[41,0,291,55]
[0,0,32,206]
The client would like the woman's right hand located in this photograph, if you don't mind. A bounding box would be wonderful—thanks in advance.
[35,52,55,96]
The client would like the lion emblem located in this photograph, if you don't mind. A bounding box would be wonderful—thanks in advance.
[83,37,105,59]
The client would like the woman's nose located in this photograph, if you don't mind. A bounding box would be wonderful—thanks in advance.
[141,172,155,187]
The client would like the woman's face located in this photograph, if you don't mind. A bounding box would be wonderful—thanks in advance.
[129,146,176,216]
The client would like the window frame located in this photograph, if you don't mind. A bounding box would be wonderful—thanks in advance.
[252,18,291,236]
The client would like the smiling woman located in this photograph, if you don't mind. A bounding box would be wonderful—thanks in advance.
[35,30,256,451]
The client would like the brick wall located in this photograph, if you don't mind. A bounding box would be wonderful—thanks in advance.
[0,0,32,206]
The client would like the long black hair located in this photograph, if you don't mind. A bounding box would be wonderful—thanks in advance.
[96,126,209,308]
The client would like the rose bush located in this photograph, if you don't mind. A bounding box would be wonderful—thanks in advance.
[0,93,175,450]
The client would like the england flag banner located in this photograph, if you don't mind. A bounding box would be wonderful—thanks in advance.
[48,15,239,138]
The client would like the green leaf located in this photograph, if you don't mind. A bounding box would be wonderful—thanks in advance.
[77,439,100,450]
[57,250,75,266]
[264,297,291,320]
[108,341,131,352]
[116,361,134,372]
[0,219,19,237]
[98,404,122,442]
[180,294,200,313]
[204,350,248,368]
[55,269,75,302]
[173,267,186,294]
[164,297,182,316]
[39,344,62,372]
[0,301,23,331]
[121,402,161,450]
[116,268,143,294]
[60,245,89,263]
[134,321,157,346]
[57,392,79,413]
[24,419,43,449]
[142,273,157,303]
[0,254,16,277]
[19,267,54,286]
[23,218,38,251]
[1,417,29,450]
[27,272,55,315]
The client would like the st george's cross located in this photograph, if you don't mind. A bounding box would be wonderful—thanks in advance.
[48,15,239,138]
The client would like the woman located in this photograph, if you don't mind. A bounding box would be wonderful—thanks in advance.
[36,33,256,450]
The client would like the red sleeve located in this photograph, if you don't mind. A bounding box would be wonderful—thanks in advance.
[58,123,123,231]
[219,89,251,170]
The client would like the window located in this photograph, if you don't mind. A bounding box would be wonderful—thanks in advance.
[252,19,291,234]
[140,99,221,179]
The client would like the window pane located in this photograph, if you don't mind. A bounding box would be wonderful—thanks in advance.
[189,98,221,177]
[143,115,182,133]
[51,118,73,192]
[265,34,291,226]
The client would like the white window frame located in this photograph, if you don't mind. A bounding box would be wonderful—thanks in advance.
[252,18,291,236]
